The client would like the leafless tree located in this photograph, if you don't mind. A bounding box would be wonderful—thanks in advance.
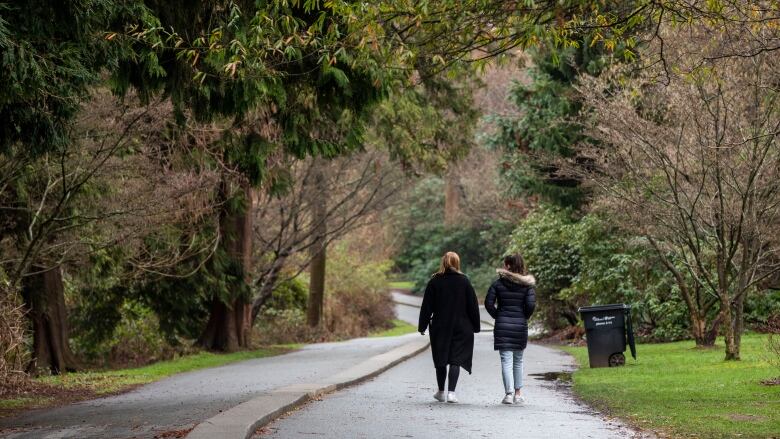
[0,89,221,374]
[250,149,407,324]
[573,24,780,360]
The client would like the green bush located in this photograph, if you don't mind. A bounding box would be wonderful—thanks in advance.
[68,244,210,353]
[71,301,189,368]
[638,283,691,342]
[391,177,513,296]
[402,223,511,296]
[746,289,780,330]
[67,245,205,367]
[508,207,582,329]
[468,264,503,297]
[261,277,308,314]
[508,206,688,341]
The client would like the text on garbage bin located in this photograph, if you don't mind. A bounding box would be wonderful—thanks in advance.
[592,315,615,326]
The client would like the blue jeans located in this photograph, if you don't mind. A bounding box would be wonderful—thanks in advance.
[499,350,524,394]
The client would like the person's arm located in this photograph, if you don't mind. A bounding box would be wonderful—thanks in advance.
[418,280,435,334]
[467,281,481,333]
[524,286,537,319]
[485,281,498,319]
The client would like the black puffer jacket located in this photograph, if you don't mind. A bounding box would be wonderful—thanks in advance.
[485,269,536,351]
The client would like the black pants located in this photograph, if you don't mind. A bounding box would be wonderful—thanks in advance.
[436,365,460,392]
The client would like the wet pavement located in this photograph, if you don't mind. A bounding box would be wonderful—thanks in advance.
[0,305,420,439]
[259,302,641,439]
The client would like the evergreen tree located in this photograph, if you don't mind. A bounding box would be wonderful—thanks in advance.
[483,42,608,208]
[114,1,390,350]
[0,0,156,373]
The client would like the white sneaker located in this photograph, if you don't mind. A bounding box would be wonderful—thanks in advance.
[501,394,513,404]
[514,394,525,404]
[447,392,458,403]
[433,390,446,402]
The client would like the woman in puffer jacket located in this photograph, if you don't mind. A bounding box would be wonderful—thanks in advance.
[485,253,536,405]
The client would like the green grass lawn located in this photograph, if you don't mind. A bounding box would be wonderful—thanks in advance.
[388,280,415,290]
[1,345,299,413]
[562,334,780,438]
[369,319,417,337]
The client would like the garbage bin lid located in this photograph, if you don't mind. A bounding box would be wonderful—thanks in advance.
[578,303,630,313]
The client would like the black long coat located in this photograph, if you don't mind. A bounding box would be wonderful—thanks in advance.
[485,269,536,351]
[418,270,481,373]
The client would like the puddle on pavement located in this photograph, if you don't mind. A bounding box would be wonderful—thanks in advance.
[529,371,572,382]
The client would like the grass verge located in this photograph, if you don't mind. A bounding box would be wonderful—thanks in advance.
[1,344,299,416]
[369,319,417,338]
[388,281,414,290]
[562,333,780,438]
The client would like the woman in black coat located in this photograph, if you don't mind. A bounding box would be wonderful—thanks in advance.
[418,251,481,404]
[485,253,536,405]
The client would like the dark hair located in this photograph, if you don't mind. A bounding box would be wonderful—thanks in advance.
[503,253,527,275]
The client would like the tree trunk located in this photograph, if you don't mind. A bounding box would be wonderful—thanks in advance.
[22,265,79,375]
[723,294,745,361]
[715,251,741,360]
[198,297,239,352]
[690,314,707,347]
[720,302,739,360]
[198,183,253,351]
[307,246,326,327]
[691,311,721,347]
[444,169,461,226]
[734,293,744,357]
[307,165,327,327]
[647,238,722,348]
[724,325,739,360]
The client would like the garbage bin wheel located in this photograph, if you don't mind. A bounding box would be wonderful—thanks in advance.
[608,353,625,367]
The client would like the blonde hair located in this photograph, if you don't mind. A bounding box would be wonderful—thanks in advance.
[435,251,461,276]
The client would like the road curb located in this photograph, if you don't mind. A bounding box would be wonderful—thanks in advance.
[186,338,430,439]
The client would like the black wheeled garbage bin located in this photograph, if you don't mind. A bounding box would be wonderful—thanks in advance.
[578,304,636,368]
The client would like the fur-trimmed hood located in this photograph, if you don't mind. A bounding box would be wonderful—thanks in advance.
[496,268,536,286]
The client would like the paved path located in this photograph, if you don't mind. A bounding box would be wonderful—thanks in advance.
[391,291,495,331]
[0,307,420,439]
[2,293,636,439]
[260,295,639,439]
[257,335,637,439]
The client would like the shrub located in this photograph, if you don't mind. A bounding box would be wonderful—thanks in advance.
[72,301,190,368]
[508,206,687,341]
[468,264,502,297]
[403,223,510,296]
[261,277,308,314]
[391,177,514,296]
[508,207,582,330]
[323,243,395,337]
[746,290,780,330]
[254,242,395,344]
[0,283,28,393]
[253,277,315,345]
[638,284,690,342]
[254,308,314,344]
